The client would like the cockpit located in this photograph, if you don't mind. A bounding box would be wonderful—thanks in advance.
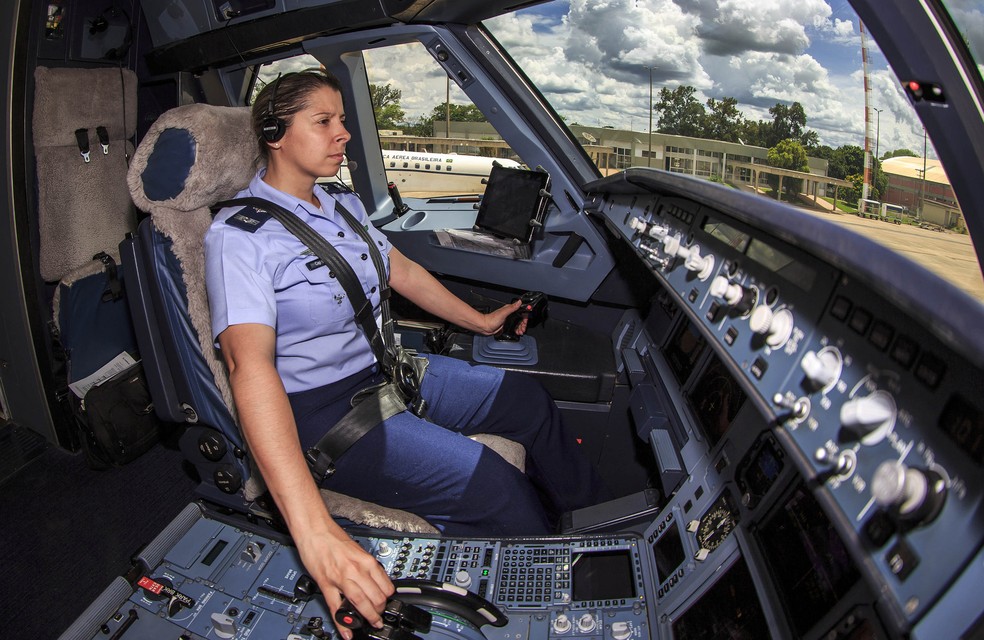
[1,0,983,638]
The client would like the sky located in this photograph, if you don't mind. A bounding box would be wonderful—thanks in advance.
[477,0,984,158]
[268,0,984,160]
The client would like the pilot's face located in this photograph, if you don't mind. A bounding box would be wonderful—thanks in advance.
[273,85,351,179]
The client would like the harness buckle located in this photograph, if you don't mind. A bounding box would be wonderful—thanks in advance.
[75,128,91,163]
[304,447,336,483]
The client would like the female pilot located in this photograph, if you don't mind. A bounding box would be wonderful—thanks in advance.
[204,69,606,631]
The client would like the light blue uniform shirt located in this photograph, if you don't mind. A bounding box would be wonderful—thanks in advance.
[204,170,391,394]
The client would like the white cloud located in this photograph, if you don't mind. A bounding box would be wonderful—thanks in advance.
[358,0,936,157]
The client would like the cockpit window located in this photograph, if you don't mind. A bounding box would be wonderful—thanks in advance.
[943,1,984,82]
[485,1,984,303]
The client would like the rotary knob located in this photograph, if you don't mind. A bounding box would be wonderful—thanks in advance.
[577,613,597,633]
[211,613,237,639]
[612,621,632,640]
[552,614,572,633]
[871,461,946,525]
[839,390,896,445]
[709,276,743,306]
[683,245,715,280]
[630,216,668,239]
[662,235,684,258]
[800,348,842,390]
[453,569,472,589]
[376,541,393,557]
[749,305,794,348]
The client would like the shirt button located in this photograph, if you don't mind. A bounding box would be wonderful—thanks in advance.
[337,232,345,237]
[329,271,336,278]
[361,253,368,260]
[370,286,377,293]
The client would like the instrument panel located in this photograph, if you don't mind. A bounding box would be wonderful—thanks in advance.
[586,170,984,637]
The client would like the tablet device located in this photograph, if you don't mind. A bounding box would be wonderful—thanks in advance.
[474,164,550,243]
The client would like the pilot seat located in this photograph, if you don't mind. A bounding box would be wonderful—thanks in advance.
[123,103,525,533]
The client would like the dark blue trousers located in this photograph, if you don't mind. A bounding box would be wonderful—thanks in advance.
[289,355,607,536]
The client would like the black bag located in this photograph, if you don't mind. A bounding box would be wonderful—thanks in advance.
[79,363,161,467]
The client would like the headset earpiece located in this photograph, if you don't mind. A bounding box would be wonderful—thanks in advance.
[261,73,287,143]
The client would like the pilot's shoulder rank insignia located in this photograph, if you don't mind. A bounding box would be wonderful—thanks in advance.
[225,206,272,233]
[320,181,353,195]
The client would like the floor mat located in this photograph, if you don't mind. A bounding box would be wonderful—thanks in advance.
[0,422,49,486]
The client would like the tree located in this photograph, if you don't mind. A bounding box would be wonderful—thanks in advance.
[426,102,487,123]
[828,144,865,180]
[703,97,746,143]
[654,86,706,138]
[765,102,812,149]
[369,83,405,130]
[844,173,865,205]
[883,148,917,159]
[765,138,810,197]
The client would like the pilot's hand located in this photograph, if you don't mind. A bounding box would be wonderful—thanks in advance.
[482,300,528,336]
[295,525,394,640]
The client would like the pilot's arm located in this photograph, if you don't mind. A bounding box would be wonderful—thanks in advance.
[217,322,393,638]
[388,247,526,335]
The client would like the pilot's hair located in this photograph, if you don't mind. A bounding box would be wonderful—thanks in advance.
[251,68,344,157]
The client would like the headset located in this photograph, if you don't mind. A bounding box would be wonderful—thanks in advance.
[90,4,133,61]
[261,73,287,143]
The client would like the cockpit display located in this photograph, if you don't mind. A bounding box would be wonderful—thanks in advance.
[688,353,747,448]
[664,319,708,386]
[701,217,817,290]
[939,394,984,466]
[670,556,771,639]
[570,550,638,602]
[652,522,687,583]
[756,484,861,637]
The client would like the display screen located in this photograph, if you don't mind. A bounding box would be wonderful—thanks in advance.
[702,218,751,252]
[689,353,747,447]
[746,239,817,290]
[737,435,785,506]
[653,522,687,583]
[571,550,637,602]
[701,216,817,291]
[939,394,984,466]
[756,484,860,637]
[474,165,549,242]
[671,556,771,639]
[664,320,708,385]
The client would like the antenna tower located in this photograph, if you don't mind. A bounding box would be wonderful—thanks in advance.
[860,20,875,202]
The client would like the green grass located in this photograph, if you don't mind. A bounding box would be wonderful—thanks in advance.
[820,196,857,213]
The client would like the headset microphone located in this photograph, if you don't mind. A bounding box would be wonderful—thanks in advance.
[345,158,359,172]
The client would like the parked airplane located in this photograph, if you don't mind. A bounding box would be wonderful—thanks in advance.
[371,150,522,196]
[330,149,521,196]
[1,1,983,639]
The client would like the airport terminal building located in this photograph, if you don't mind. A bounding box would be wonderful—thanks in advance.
[423,121,833,192]
[880,155,963,230]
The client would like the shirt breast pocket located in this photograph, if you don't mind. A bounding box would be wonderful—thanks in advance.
[296,262,350,327]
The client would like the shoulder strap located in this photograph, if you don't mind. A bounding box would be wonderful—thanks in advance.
[216,196,393,369]
[329,196,396,356]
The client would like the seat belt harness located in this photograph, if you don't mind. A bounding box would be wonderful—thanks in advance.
[214,196,428,482]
